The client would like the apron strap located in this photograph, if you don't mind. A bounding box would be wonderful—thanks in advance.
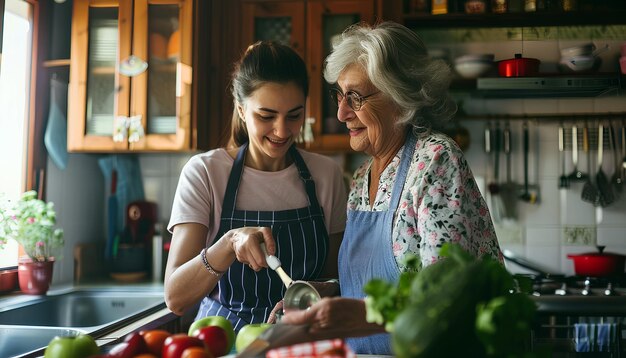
[289,145,322,214]
[221,142,249,216]
[389,131,418,210]
[222,143,323,216]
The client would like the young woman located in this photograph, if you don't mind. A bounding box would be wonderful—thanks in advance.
[164,42,347,331]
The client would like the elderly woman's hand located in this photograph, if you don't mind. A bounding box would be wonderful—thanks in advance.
[267,299,284,324]
[307,280,340,298]
[281,297,385,339]
[227,227,276,271]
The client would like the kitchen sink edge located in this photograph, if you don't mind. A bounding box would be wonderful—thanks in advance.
[0,285,182,358]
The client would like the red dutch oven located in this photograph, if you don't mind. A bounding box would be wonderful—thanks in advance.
[567,246,626,277]
[498,53,541,77]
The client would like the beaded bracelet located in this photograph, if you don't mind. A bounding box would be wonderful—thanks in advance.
[200,247,225,277]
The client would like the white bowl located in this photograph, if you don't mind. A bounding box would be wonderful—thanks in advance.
[560,43,596,58]
[454,61,494,79]
[455,54,495,64]
[559,55,600,72]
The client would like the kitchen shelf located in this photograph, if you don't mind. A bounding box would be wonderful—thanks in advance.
[456,113,626,122]
[402,9,626,28]
[451,73,623,98]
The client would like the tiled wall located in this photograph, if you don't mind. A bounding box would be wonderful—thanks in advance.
[417,24,626,276]
[137,25,626,278]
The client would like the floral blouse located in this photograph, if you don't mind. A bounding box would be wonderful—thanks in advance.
[348,131,502,272]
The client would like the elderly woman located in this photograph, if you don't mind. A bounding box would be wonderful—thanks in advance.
[281,21,501,355]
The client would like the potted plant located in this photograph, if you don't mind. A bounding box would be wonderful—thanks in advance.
[0,190,64,294]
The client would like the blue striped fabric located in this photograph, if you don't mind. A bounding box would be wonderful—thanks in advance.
[195,143,329,332]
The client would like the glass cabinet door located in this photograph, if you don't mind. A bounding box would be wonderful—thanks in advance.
[241,2,306,59]
[69,0,131,151]
[145,4,179,135]
[132,0,193,151]
[69,0,193,152]
[85,9,118,137]
[307,0,374,152]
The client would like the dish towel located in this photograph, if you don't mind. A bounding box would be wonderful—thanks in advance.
[98,155,145,232]
[44,75,69,170]
[574,323,617,353]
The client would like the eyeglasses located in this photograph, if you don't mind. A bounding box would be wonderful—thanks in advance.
[329,88,379,111]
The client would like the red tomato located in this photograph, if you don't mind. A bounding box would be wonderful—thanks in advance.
[181,346,213,358]
[140,329,171,356]
[162,334,204,358]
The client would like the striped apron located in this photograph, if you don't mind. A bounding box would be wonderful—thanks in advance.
[194,142,329,332]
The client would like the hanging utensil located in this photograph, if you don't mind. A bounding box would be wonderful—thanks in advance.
[519,122,534,203]
[581,123,597,204]
[500,122,519,219]
[568,124,587,181]
[595,123,615,207]
[608,121,622,195]
[558,123,570,189]
[621,120,626,174]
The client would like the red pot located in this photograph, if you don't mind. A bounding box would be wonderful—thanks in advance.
[567,247,626,277]
[498,54,540,77]
[0,269,18,292]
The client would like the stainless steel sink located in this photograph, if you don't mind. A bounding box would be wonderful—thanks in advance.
[0,326,87,358]
[0,288,166,357]
[0,289,165,328]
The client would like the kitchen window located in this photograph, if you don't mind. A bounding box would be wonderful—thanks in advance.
[0,0,34,269]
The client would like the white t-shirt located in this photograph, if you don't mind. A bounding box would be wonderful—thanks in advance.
[168,148,348,245]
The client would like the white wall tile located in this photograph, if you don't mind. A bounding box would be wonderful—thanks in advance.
[596,226,626,247]
[525,244,561,273]
[139,154,170,177]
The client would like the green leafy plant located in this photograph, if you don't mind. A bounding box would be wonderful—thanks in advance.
[0,191,64,262]
[364,243,546,358]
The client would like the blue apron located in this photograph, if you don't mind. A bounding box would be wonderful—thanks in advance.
[338,131,417,355]
[195,143,329,332]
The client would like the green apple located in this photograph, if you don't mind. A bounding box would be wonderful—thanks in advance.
[235,323,272,353]
[188,315,235,353]
[44,334,99,358]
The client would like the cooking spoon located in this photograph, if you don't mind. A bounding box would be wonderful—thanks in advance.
[568,124,587,181]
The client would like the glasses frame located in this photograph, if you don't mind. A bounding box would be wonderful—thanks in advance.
[329,88,379,111]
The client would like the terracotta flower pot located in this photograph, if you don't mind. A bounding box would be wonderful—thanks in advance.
[18,257,54,295]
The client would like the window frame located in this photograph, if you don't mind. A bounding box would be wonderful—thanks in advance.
[1,0,51,268]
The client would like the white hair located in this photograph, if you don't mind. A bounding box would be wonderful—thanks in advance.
[324,21,456,129]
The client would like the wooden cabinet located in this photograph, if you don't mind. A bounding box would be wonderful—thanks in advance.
[241,0,376,153]
[68,0,194,152]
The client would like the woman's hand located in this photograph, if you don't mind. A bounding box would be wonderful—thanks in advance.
[267,300,284,324]
[281,297,385,339]
[228,227,276,271]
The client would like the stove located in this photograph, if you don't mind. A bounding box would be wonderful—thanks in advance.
[525,275,626,357]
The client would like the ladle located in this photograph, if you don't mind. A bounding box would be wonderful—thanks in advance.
[261,244,292,287]
[260,244,321,313]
